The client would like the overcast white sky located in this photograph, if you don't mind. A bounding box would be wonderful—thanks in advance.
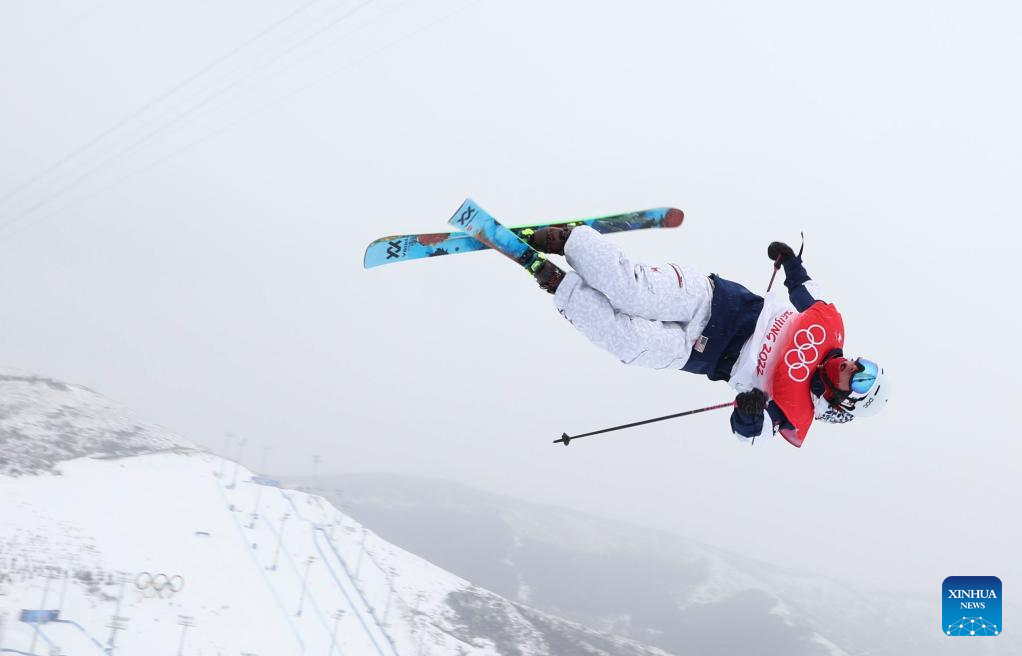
[2,0,1020,598]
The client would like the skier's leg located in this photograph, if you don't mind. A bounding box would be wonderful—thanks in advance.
[551,273,696,370]
[563,226,712,324]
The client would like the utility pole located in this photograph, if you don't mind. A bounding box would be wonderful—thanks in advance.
[229,437,248,490]
[269,512,290,571]
[249,475,265,529]
[217,432,234,478]
[106,615,128,655]
[329,609,345,655]
[176,615,195,655]
[39,569,53,608]
[297,556,315,617]
[29,572,56,656]
[247,444,273,528]
[107,574,129,654]
[56,568,70,613]
[248,486,262,529]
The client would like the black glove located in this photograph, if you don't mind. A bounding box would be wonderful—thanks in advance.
[735,388,768,416]
[767,241,795,265]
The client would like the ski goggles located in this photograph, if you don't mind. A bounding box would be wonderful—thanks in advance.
[849,358,879,395]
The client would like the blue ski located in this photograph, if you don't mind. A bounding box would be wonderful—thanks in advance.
[447,199,548,277]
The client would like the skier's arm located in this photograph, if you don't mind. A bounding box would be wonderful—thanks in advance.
[730,398,793,442]
[781,257,822,311]
[730,389,772,442]
[730,407,765,441]
[770,241,825,311]
[766,401,795,432]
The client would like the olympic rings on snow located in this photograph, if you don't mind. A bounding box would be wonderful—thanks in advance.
[135,572,185,598]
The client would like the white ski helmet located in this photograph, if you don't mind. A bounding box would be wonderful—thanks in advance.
[843,358,890,418]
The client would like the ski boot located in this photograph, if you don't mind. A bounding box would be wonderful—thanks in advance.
[517,248,566,294]
[521,226,573,255]
[533,259,565,294]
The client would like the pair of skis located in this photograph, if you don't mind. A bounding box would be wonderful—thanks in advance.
[363,204,683,269]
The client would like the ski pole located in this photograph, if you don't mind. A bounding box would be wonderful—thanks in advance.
[554,401,736,446]
[765,257,784,293]
[765,232,805,293]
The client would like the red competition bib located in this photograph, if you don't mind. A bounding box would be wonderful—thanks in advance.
[765,303,844,448]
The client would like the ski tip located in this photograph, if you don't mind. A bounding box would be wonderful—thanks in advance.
[449,198,484,229]
[364,236,400,269]
[363,247,382,269]
[664,208,685,228]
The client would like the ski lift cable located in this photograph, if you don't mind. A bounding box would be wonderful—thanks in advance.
[0,0,388,225]
[83,0,385,159]
[0,0,323,215]
[105,0,420,163]
[272,0,419,78]
[0,2,110,78]
[0,0,484,243]
[0,0,385,235]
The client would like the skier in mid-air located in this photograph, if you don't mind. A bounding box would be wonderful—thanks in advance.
[522,225,890,446]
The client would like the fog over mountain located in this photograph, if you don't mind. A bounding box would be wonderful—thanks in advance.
[288,472,1018,656]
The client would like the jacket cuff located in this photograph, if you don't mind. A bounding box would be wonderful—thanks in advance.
[782,256,811,290]
[552,272,583,311]
[730,408,765,439]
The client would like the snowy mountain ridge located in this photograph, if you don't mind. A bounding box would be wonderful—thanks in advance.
[0,369,193,477]
[0,369,671,655]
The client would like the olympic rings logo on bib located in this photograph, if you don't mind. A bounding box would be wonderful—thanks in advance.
[783,325,826,382]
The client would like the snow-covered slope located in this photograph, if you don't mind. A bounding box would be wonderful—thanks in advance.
[289,473,1022,656]
[0,370,670,655]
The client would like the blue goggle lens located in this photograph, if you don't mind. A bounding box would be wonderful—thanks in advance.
[850,358,879,395]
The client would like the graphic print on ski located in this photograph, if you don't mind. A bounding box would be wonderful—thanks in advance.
[446,199,547,277]
[363,207,683,269]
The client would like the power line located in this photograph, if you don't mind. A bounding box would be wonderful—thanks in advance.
[0,2,110,78]
[0,0,485,243]
[0,0,322,215]
[0,0,383,237]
